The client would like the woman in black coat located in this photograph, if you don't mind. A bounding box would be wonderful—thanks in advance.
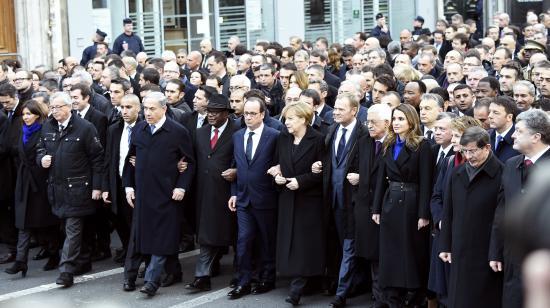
[268,102,325,306]
[5,100,60,277]
[372,104,434,306]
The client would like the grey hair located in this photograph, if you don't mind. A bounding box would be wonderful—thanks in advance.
[50,91,72,106]
[387,41,402,55]
[71,70,93,86]
[419,52,436,65]
[230,74,251,89]
[468,66,489,78]
[368,103,392,121]
[513,80,536,97]
[436,112,458,121]
[516,109,550,144]
[340,80,362,94]
[368,47,387,59]
[144,91,168,107]
[421,93,444,108]
[294,50,310,61]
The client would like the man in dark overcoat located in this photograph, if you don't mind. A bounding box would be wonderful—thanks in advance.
[489,109,550,308]
[439,126,504,308]
[123,91,195,297]
[185,94,238,292]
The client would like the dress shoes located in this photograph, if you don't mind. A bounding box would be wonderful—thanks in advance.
[91,249,112,262]
[252,281,275,295]
[185,277,211,292]
[329,296,346,307]
[33,248,50,260]
[139,282,158,297]
[123,279,136,291]
[285,295,301,306]
[56,272,74,287]
[42,255,60,271]
[227,285,251,300]
[161,273,182,287]
[0,253,16,264]
[73,263,92,276]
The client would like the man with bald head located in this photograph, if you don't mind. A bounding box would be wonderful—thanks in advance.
[200,39,214,70]
[184,51,203,79]
[400,29,413,45]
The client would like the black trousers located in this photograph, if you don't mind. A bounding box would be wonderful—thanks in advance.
[123,221,150,281]
[16,226,60,263]
[195,245,224,277]
[114,176,132,250]
[59,217,91,273]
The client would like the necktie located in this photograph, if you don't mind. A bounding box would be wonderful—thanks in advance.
[78,112,83,118]
[245,131,255,161]
[210,128,219,149]
[524,159,533,169]
[426,130,433,140]
[375,140,382,156]
[437,151,446,167]
[127,125,133,145]
[495,135,503,151]
[7,111,13,121]
[336,128,347,162]
[150,124,156,134]
[58,124,64,133]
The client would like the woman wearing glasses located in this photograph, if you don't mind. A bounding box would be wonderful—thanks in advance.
[371,103,434,306]
[5,100,60,277]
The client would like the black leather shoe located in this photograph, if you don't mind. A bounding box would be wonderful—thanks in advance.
[227,285,251,300]
[42,255,60,271]
[285,295,300,306]
[252,282,275,295]
[113,248,126,264]
[161,273,182,287]
[56,272,74,287]
[73,263,92,276]
[139,282,158,297]
[33,248,50,261]
[229,277,239,288]
[123,279,136,291]
[5,261,28,277]
[185,277,211,292]
[91,249,112,262]
[329,296,346,307]
[0,253,16,264]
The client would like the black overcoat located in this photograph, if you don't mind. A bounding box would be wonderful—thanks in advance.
[14,129,59,229]
[123,118,195,255]
[440,153,504,308]
[276,127,326,277]
[373,139,434,289]
[194,120,238,246]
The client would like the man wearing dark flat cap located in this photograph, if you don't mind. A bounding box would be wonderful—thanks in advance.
[184,93,239,292]
[112,18,145,56]
[371,13,391,39]
[80,29,110,66]
[412,16,431,38]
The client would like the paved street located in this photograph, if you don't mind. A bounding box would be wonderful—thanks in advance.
[0,244,372,308]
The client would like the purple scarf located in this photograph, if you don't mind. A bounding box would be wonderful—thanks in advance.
[22,122,41,144]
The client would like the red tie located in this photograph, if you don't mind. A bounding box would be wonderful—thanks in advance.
[210,128,219,149]
[524,159,533,168]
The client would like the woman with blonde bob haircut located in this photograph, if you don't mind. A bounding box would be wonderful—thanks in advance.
[267,101,325,305]
[372,103,435,306]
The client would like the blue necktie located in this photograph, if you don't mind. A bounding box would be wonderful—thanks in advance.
[495,135,503,151]
[150,124,156,135]
[127,125,133,145]
[336,128,347,162]
[245,131,255,162]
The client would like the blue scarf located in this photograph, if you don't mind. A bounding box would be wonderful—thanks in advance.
[22,122,42,144]
[393,135,405,160]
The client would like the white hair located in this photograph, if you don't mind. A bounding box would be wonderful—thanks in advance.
[368,103,392,121]
[144,91,168,107]
[50,91,72,106]
[71,71,93,86]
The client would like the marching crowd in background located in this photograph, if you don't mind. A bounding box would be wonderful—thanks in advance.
[1,9,550,308]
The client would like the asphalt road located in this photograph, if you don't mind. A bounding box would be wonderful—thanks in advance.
[0,243,372,308]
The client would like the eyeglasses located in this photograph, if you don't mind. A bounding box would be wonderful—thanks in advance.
[243,111,259,117]
[14,78,30,82]
[229,85,245,91]
[49,105,69,111]
[461,147,483,156]
[285,97,300,103]
[164,70,179,75]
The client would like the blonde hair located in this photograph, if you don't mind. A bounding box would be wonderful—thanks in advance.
[281,101,314,125]
[394,64,422,84]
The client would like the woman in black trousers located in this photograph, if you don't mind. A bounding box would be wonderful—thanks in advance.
[372,104,434,307]
[268,101,326,306]
[5,100,60,277]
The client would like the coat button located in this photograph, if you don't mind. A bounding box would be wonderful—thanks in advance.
[76,138,80,141]
[399,200,402,203]
[68,184,72,187]
[65,138,69,141]
[207,155,211,158]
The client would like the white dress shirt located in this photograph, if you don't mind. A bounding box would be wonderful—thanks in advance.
[334,118,357,153]
[244,123,264,160]
[78,104,90,118]
[526,146,550,164]
[119,121,135,177]
[211,119,228,140]
[150,116,167,134]
[197,113,207,129]
[58,114,72,130]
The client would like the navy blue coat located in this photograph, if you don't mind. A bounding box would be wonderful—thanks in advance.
[231,125,279,209]
[490,126,519,163]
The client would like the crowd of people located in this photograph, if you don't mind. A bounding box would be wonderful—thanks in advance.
[1,8,550,308]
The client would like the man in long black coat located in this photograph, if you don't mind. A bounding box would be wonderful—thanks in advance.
[123,92,195,297]
[440,127,504,308]
[185,94,238,292]
[489,110,550,308]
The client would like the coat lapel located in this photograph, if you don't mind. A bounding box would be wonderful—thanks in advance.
[210,120,233,154]
[250,128,269,165]
[292,127,316,164]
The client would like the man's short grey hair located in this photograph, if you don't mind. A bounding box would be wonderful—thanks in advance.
[308,79,329,93]
[468,66,489,78]
[368,103,392,121]
[307,64,325,78]
[513,80,536,97]
[436,112,458,121]
[144,91,168,107]
[419,52,436,65]
[421,93,444,108]
[387,41,402,55]
[368,47,387,59]
[71,70,93,86]
[230,74,251,89]
[105,66,121,79]
[516,109,550,144]
[294,50,310,61]
[50,91,72,106]
[340,80,361,94]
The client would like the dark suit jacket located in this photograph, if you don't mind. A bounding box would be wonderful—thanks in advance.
[431,144,455,180]
[319,104,334,124]
[90,90,112,115]
[231,125,279,209]
[81,106,108,147]
[324,70,341,89]
[490,125,520,163]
